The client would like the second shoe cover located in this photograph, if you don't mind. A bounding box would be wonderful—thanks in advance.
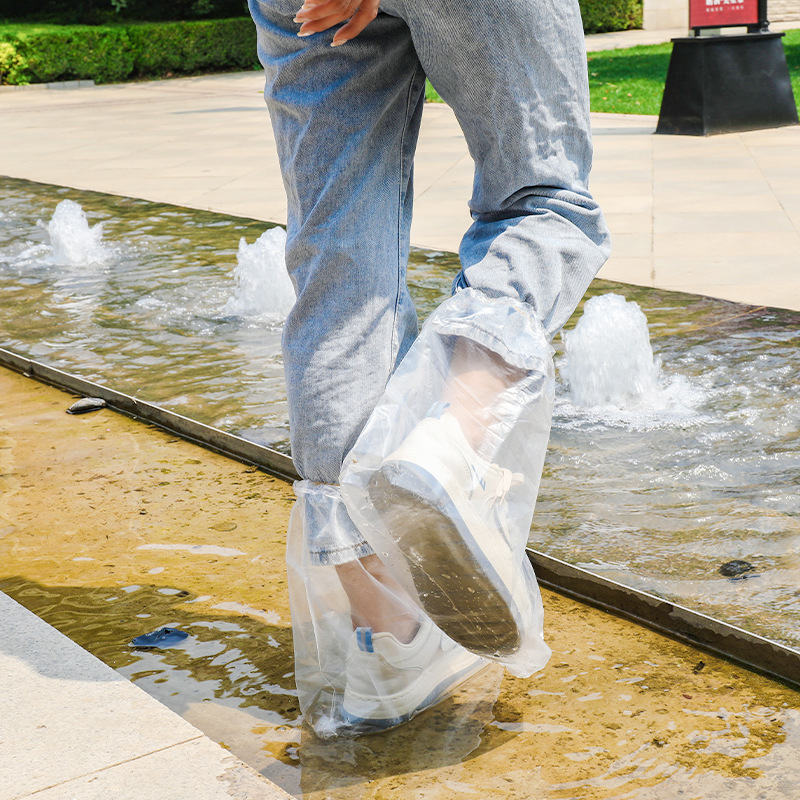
[341,288,555,677]
[286,480,486,738]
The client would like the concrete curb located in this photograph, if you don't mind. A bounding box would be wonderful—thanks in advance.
[0,591,293,800]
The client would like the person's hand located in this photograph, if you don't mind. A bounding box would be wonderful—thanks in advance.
[294,0,380,46]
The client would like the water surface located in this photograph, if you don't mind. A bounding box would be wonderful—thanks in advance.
[2,176,799,652]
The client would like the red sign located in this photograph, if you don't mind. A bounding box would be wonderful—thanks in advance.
[689,0,759,28]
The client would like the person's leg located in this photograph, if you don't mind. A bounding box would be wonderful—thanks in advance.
[413,0,610,462]
[250,0,487,735]
[390,0,610,500]
[442,339,526,449]
[336,555,420,643]
[249,0,426,634]
[401,0,611,340]
[341,0,609,672]
[250,0,424,483]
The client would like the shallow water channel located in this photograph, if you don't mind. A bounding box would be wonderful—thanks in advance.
[2,177,800,797]
[3,368,800,799]
[2,176,799,649]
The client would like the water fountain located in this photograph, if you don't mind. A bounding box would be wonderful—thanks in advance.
[46,198,110,266]
[222,227,295,319]
[2,176,799,649]
[2,176,800,797]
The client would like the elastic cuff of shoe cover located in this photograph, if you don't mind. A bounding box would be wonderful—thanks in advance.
[295,480,375,566]
[432,288,553,373]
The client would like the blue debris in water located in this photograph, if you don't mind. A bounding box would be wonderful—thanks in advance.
[131,627,189,648]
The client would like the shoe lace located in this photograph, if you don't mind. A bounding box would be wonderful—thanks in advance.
[467,463,524,547]
[487,466,524,506]
[472,462,523,511]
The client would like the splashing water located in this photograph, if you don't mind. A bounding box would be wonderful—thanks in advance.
[222,227,295,319]
[559,293,703,428]
[47,199,108,265]
[562,293,660,408]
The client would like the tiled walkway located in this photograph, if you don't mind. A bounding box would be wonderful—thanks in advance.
[772,0,800,22]
[1,26,798,311]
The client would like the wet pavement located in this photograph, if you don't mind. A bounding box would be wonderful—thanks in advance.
[2,366,799,798]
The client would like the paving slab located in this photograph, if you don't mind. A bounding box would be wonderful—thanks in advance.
[0,591,293,800]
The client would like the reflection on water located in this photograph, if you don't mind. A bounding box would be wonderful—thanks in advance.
[3,576,800,799]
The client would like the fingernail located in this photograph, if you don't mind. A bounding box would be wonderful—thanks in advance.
[330,38,345,46]
[298,30,313,36]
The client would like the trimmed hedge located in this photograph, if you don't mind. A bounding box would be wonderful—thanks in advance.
[126,19,257,75]
[580,0,643,34]
[0,0,248,25]
[0,18,257,84]
[19,26,133,83]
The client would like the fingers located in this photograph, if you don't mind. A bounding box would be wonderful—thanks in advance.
[294,0,381,44]
[330,0,380,46]
[294,0,358,35]
[297,12,348,37]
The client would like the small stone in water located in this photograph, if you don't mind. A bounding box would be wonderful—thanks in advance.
[718,559,755,577]
[67,397,107,415]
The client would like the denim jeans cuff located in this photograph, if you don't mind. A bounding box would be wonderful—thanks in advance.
[295,480,375,567]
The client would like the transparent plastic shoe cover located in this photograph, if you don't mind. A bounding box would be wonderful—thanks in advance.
[287,480,486,738]
[340,288,555,677]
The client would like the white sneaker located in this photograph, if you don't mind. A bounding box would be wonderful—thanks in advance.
[341,615,485,730]
[367,413,525,657]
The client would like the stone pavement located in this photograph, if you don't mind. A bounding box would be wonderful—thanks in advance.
[772,0,800,24]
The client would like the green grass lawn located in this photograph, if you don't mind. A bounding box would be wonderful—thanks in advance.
[587,42,673,114]
[427,29,800,115]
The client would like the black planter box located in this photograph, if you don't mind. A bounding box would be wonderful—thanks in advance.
[656,32,799,136]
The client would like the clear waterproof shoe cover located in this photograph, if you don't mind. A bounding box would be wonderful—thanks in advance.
[340,288,555,677]
[287,481,486,738]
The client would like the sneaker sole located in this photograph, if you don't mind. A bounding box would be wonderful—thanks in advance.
[367,462,522,657]
[341,650,486,731]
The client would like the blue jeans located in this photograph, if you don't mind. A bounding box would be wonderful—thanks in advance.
[249,0,610,564]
